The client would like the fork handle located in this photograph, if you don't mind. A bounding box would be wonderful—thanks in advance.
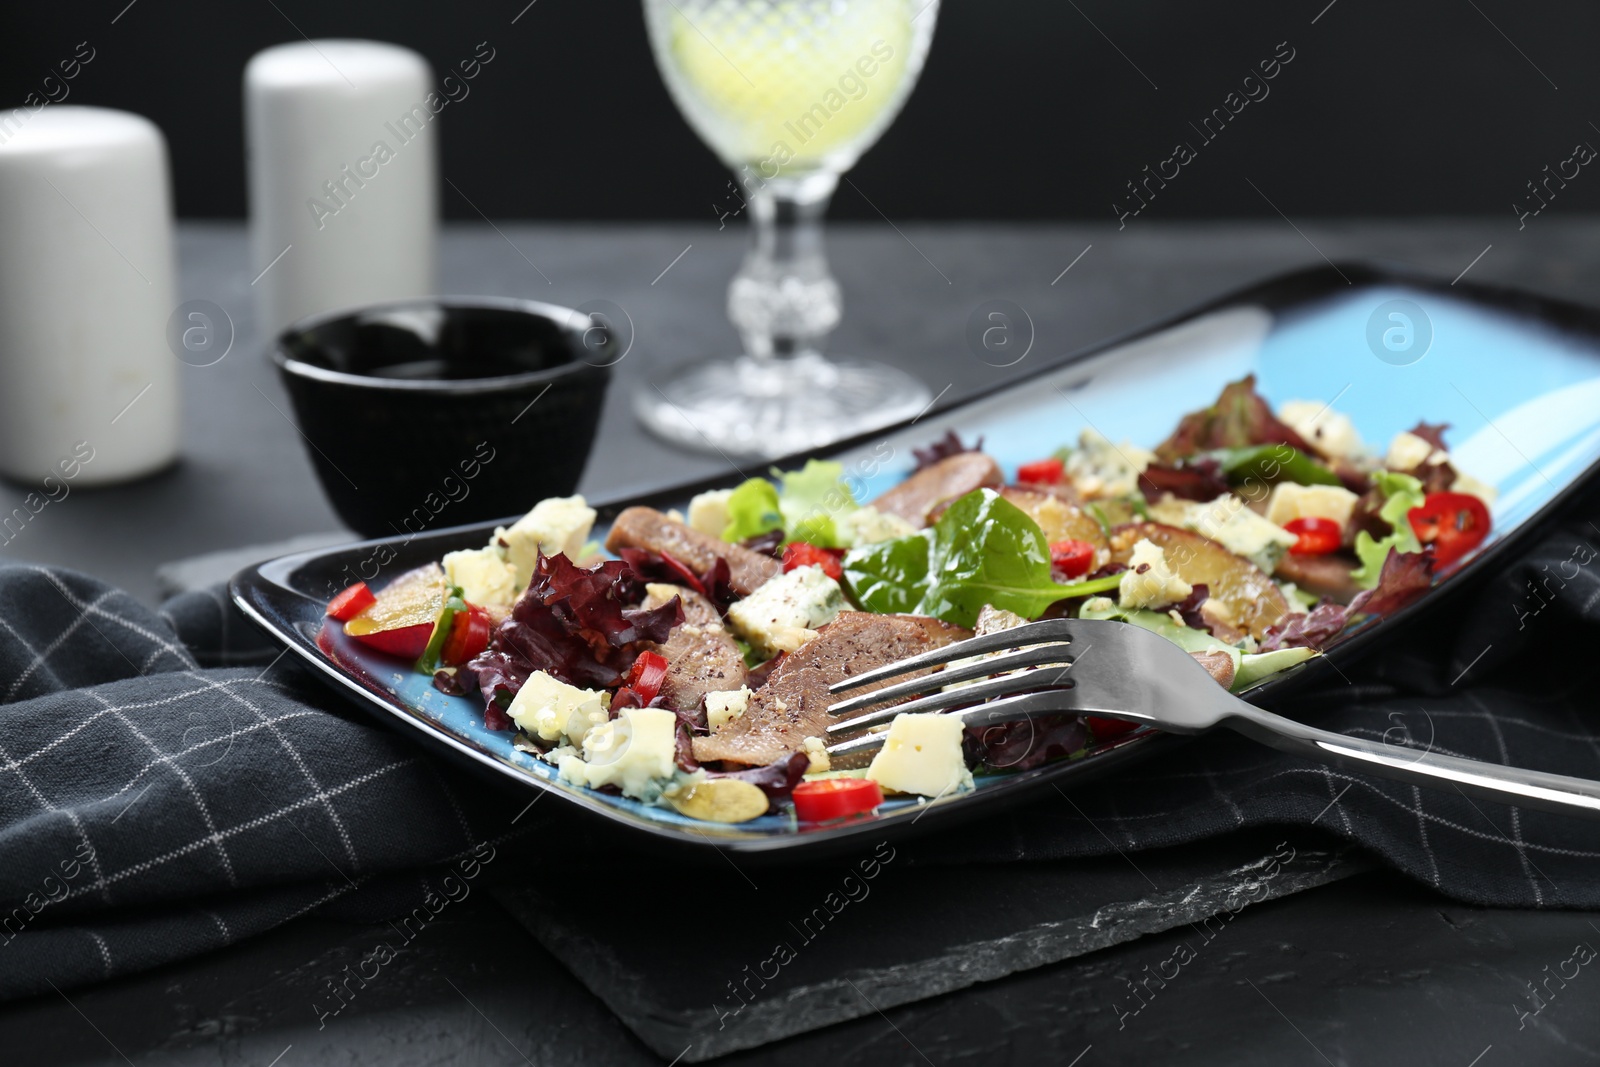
[1225,705,1600,821]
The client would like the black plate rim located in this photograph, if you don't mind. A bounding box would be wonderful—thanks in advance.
[231,260,1600,853]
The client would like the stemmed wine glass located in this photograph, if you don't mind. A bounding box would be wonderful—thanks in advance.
[639,0,940,457]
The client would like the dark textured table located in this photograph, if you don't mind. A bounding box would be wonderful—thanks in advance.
[11,217,1600,602]
[4,221,1600,1065]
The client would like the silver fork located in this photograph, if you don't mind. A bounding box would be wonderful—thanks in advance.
[826,618,1600,820]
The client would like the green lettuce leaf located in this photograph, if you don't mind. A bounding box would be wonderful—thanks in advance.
[1373,470,1425,553]
[719,460,860,548]
[774,459,858,548]
[1231,646,1318,691]
[842,489,1122,628]
[1350,530,1398,588]
[1351,469,1428,587]
[721,477,784,543]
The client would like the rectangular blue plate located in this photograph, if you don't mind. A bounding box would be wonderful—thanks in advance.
[232,264,1600,854]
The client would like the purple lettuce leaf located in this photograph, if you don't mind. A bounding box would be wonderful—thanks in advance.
[739,530,785,559]
[964,713,1089,773]
[617,547,738,615]
[706,752,811,799]
[467,552,683,721]
[1138,459,1229,503]
[1172,583,1211,632]
[1154,374,1316,463]
[1257,599,1353,653]
[1358,545,1435,616]
[1260,547,1435,651]
[1407,421,1450,451]
[913,430,984,472]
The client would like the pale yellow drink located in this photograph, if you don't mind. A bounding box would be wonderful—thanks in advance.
[634,0,941,459]
[645,0,934,176]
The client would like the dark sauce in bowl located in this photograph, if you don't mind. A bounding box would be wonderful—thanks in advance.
[273,297,612,536]
[365,356,542,381]
[281,302,598,384]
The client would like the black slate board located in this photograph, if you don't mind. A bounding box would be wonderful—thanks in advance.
[495,828,1369,1060]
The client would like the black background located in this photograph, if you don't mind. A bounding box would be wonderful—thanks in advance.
[4,0,1599,222]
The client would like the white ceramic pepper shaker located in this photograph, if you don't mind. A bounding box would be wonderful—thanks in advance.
[245,40,438,336]
[0,105,180,486]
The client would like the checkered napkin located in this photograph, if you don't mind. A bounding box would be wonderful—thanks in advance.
[3,500,1600,1004]
[905,492,1600,909]
[0,565,536,1002]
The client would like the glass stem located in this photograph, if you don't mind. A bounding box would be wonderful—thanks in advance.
[727,171,842,364]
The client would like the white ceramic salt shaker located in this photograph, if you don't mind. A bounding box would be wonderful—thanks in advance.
[0,105,180,486]
[245,40,438,335]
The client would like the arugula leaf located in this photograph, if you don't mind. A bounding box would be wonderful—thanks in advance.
[842,489,1122,628]
[721,477,784,543]
[774,459,858,548]
[1208,444,1341,487]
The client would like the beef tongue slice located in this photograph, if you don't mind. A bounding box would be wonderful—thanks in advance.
[643,583,721,628]
[641,584,748,713]
[870,452,1003,527]
[692,611,972,767]
[606,507,780,596]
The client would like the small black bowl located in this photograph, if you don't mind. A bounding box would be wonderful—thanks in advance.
[274,297,613,538]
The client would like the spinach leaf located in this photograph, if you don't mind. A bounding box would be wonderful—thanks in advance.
[842,532,930,616]
[843,489,1122,628]
[1209,444,1341,487]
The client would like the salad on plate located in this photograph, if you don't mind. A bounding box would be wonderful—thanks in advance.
[322,376,1496,826]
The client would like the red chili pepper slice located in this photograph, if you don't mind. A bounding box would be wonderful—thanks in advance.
[326,581,377,621]
[1282,516,1342,556]
[1017,457,1066,485]
[792,778,883,821]
[1049,539,1097,580]
[349,622,435,659]
[344,567,448,660]
[781,541,844,581]
[1408,491,1491,566]
[441,605,492,667]
[626,650,670,704]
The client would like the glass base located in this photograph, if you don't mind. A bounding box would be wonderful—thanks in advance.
[635,353,931,459]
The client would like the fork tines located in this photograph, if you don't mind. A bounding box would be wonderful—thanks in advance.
[824,619,1078,752]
